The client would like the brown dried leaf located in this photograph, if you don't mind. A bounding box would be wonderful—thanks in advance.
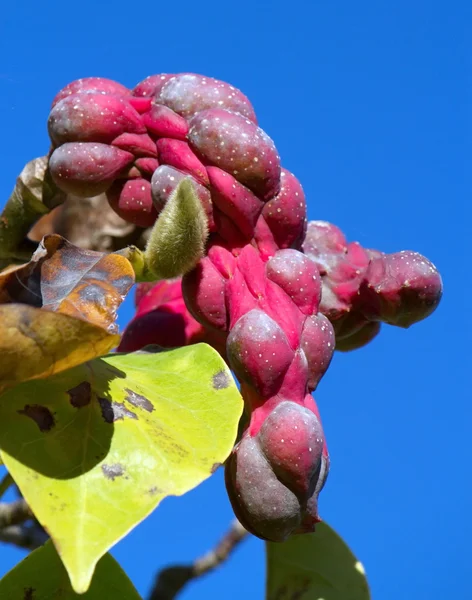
[0,157,67,267]
[0,234,135,333]
[28,194,148,253]
[0,304,119,392]
[15,156,66,212]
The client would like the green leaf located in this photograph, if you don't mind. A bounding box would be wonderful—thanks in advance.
[266,522,370,600]
[0,540,142,599]
[0,344,243,594]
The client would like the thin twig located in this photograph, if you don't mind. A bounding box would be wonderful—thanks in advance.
[148,520,249,600]
[0,499,32,528]
[0,524,48,550]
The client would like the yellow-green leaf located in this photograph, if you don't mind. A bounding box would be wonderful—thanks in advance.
[0,344,243,593]
[0,304,119,392]
[0,540,142,599]
[266,522,370,600]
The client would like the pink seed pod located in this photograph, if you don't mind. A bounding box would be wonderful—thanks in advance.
[336,321,381,352]
[258,401,324,498]
[266,249,322,316]
[303,220,348,258]
[226,309,295,398]
[118,306,198,352]
[49,142,134,197]
[111,132,157,157]
[225,436,302,542]
[262,169,307,249]
[134,282,156,308]
[135,280,181,314]
[207,167,263,239]
[142,104,189,140]
[106,178,157,228]
[188,108,281,201]
[182,256,228,331]
[132,74,176,98]
[300,314,335,390]
[360,251,443,328]
[155,138,209,186]
[51,77,130,108]
[48,93,145,146]
[157,73,257,122]
[133,157,159,177]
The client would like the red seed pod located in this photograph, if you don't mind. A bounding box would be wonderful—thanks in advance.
[155,138,209,187]
[182,256,228,331]
[49,142,134,197]
[48,93,145,146]
[132,74,175,98]
[111,132,157,157]
[142,104,189,140]
[107,178,157,228]
[157,73,257,122]
[226,309,295,398]
[266,249,322,316]
[262,169,307,249]
[336,321,381,352]
[225,436,302,542]
[361,251,443,328]
[258,401,324,498]
[300,314,335,390]
[188,108,281,201]
[51,77,130,108]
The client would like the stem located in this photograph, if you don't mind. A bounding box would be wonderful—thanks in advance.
[0,524,48,550]
[0,499,32,528]
[116,245,159,283]
[148,520,249,600]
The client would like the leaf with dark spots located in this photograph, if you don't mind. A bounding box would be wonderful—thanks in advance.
[0,233,135,334]
[67,381,92,408]
[101,463,125,481]
[212,370,231,390]
[125,388,154,412]
[0,345,242,594]
[266,522,370,600]
[0,304,119,393]
[23,587,35,600]
[17,405,55,432]
[98,397,138,423]
[0,540,141,599]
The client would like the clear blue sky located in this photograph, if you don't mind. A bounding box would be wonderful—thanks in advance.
[0,1,467,598]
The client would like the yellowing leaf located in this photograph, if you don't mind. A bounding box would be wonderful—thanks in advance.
[0,233,135,333]
[0,233,134,390]
[0,304,119,392]
[266,522,370,600]
[0,344,243,593]
[0,540,142,599]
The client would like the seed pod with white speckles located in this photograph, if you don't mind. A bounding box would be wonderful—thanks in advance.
[227,309,295,399]
[360,251,443,327]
